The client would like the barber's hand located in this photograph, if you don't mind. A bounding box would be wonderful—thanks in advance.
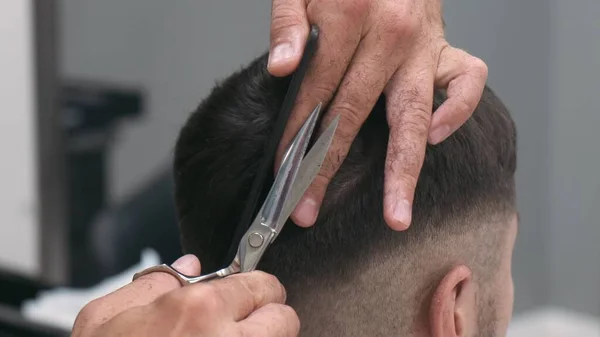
[72,255,300,337]
[269,0,488,230]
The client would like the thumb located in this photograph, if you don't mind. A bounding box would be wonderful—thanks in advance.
[268,0,309,76]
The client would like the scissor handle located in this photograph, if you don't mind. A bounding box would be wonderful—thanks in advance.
[132,264,222,286]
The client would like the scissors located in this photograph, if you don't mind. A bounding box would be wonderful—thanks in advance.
[133,25,338,286]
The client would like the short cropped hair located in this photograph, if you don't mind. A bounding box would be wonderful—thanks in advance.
[173,53,517,286]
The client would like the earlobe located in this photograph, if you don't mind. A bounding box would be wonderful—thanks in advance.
[428,265,476,337]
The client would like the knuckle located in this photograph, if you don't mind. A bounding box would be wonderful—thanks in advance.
[455,97,475,117]
[469,56,489,79]
[403,107,431,137]
[406,99,432,119]
[392,95,432,137]
[397,171,419,192]
[387,124,428,178]
[184,284,224,313]
[257,271,281,288]
[319,136,350,179]
[232,327,247,337]
[312,0,328,7]
[310,80,338,102]
[380,9,418,43]
[154,292,199,330]
[332,0,369,20]
[394,87,432,117]
[235,273,261,298]
[253,271,286,302]
[224,274,263,309]
[386,147,421,188]
[279,304,300,321]
[268,302,293,316]
[315,167,335,187]
[73,300,102,330]
[270,276,288,302]
[271,6,305,35]
[77,300,100,319]
[349,0,370,18]
[333,101,366,131]
[274,304,301,335]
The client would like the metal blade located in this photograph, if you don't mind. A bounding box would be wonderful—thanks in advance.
[276,115,340,232]
[236,115,339,272]
[261,102,323,229]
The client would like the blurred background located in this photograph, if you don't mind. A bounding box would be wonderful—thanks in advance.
[0,0,598,336]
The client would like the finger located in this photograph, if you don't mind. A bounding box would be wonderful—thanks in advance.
[291,28,401,227]
[74,254,201,330]
[268,0,309,76]
[235,303,301,337]
[428,47,488,144]
[107,254,201,307]
[383,58,437,231]
[212,271,287,321]
[170,271,287,322]
[275,2,367,178]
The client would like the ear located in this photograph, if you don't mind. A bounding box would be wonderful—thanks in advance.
[428,265,477,337]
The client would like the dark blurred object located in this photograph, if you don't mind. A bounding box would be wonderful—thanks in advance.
[89,169,181,281]
[0,305,69,337]
[61,81,182,288]
[62,82,143,136]
[61,81,146,287]
[0,270,67,337]
[0,270,49,308]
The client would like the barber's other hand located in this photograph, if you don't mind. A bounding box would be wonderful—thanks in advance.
[72,255,299,337]
[269,0,488,230]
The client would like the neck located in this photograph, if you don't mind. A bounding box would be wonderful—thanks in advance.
[284,249,432,337]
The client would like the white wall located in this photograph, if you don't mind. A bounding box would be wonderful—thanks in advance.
[0,0,39,276]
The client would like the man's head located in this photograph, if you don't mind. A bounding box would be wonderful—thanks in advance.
[174,54,518,336]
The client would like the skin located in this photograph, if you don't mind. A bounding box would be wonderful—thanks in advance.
[429,215,517,337]
[72,255,300,337]
[269,0,488,230]
[282,215,518,336]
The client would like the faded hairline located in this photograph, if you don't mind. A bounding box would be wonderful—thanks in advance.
[279,209,515,336]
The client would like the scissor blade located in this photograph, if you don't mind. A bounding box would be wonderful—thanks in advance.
[276,115,340,231]
[261,103,323,228]
[236,107,331,273]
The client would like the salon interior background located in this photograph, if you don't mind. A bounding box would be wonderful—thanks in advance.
[1,0,598,322]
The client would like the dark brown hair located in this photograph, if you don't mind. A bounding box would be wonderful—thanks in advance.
[173,53,517,285]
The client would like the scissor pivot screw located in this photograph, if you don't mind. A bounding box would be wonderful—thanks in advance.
[248,232,264,248]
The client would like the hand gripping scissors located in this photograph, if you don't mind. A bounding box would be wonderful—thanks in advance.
[133,25,338,286]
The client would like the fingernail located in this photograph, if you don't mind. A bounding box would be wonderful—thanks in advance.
[429,125,451,144]
[393,199,412,229]
[268,42,294,68]
[171,254,196,271]
[294,197,318,227]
